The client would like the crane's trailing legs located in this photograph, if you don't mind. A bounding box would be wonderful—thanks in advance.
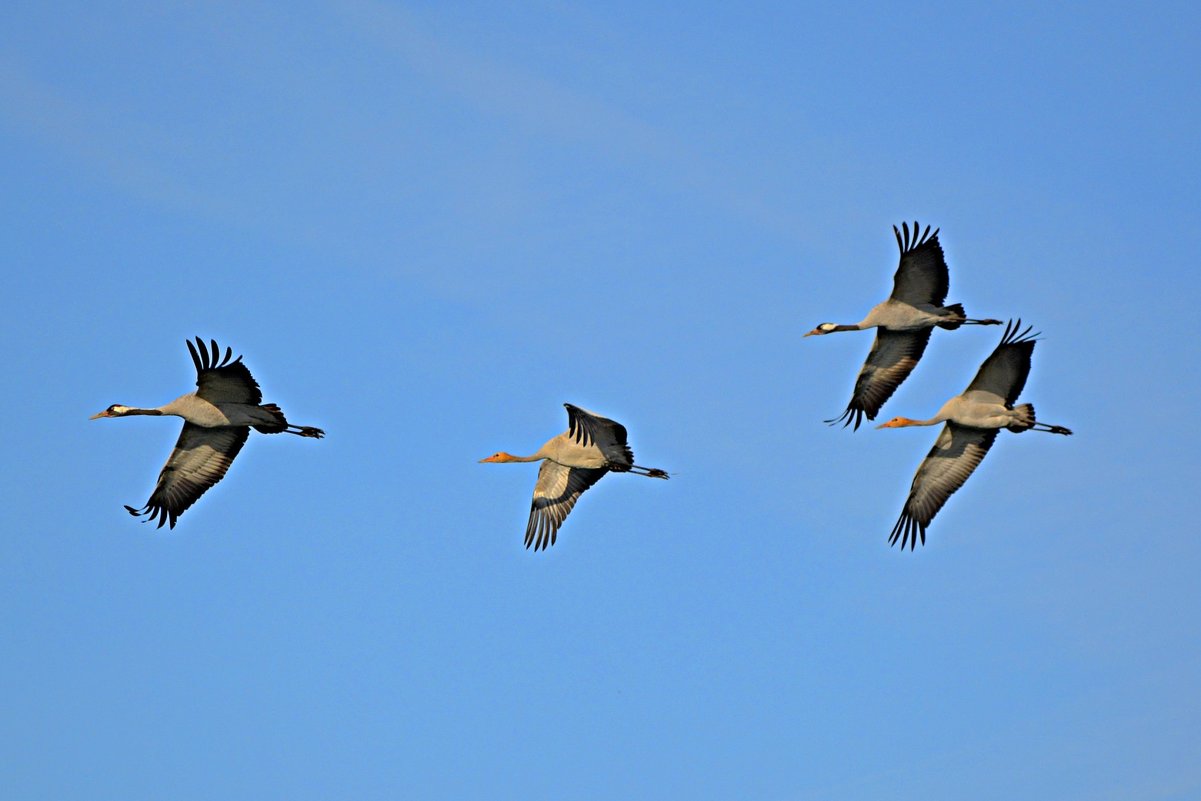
[1030,422,1073,435]
[481,403,669,549]
[627,465,670,478]
[936,304,1002,329]
[286,425,325,438]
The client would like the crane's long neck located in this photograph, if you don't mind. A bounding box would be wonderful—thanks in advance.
[119,406,167,416]
[481,451,544,464]
[878,413,948,429]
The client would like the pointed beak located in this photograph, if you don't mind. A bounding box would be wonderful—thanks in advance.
[803,328,822,337]
[479,455,498,463]
[90,410,110,420]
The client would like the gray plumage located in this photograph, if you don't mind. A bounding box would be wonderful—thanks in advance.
[878,320,1073,549]
[481,403,668,551]
[806,222,1002,430]
[91,337,324,529]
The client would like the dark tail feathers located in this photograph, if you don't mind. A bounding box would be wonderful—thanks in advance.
[1008,405,1072,435]
[1007,403,1036,433]
[257,403,325,438]
[252,403,289,434]
[937,303,966,330]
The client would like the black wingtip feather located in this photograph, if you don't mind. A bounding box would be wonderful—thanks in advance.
[824,407,865,431]
[893,220,939,255]
[124,503,177,530]
[186,338,202,373]
[999,318,1040,347]
[888,513,926,551]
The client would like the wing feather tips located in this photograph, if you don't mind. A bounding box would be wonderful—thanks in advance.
[892,220,940,255]
[893,220,938,255]
[186,338,203,374]
[824,407,866,431]
[888,511,926,550]
[998,318,1039,347]
[524,507,556,551]
[123,502,177,529]
[187,336,247,375]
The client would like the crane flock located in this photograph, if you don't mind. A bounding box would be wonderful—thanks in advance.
[807,222,1072,548]
[90,222,1070,551]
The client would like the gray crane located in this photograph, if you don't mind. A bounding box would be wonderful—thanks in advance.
[877,320,1072,549]
[91,337,324,529]
[806,222,1002,430]
[480,404,668,550]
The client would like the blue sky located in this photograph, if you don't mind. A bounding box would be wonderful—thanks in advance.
[2,2,1199,799]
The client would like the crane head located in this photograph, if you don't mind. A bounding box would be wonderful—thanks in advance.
[90,404,131,419]
[876,417,918,429]
[479,452,517,463]
[803,323,838,337]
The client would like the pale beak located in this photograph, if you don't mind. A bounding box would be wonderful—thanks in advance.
[90,411,110,420]
[803,328,822,337]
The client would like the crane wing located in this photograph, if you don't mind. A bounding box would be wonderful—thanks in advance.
[828,328,934,430]
[962,320,1036,406]
[524,461,608,550]
[187,337,263,405]
[889,221,949,307]
[564,403,635,469]
[889,422,998,549]
[124,423,249,529]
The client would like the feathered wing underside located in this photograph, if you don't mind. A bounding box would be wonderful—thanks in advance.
[962,319,1036,406]
[564,403,635,469]
[890,422,998,549]
[125,423,249,529]
[525,461,608,550]
[890,221,949,307]
[187,337,263,405]
[829,328,934,430]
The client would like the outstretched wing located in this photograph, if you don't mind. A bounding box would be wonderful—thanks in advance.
[564,403,635,469]
[889,221,949,307]
[524,461,608,550]
[828,328,934,430]
[187,337,262,405]
[962,320,1036,407]
[124,423,249,529]
[889,422,998,549]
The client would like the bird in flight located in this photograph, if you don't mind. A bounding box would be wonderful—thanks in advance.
[877,320,1072,549]
[91,337,325,529]
[481,403,668,550]
[806,221,1002,430]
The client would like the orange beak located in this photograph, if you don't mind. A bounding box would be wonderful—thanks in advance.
[803,328,824,337]
[479,454,504,463]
